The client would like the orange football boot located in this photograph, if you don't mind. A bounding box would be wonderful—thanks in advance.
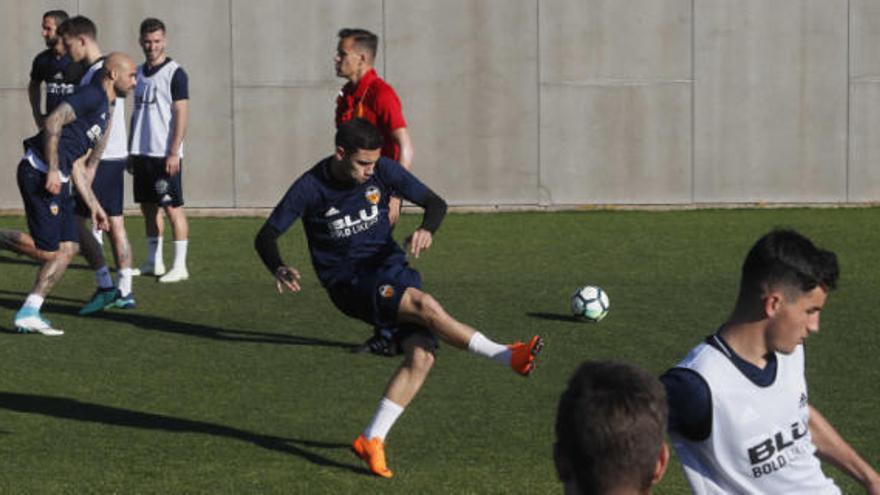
[352,434,393,478]
[509,335,544,376]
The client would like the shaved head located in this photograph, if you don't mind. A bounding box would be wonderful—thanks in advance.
[103,52,137,98]
[105,52,134,74]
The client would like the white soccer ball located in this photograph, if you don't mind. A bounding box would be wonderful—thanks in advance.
[571,285,610,322]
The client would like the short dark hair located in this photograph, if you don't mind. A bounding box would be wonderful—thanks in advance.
[335,118,384,153]
[43,10,69,25]
[57,15,97,40]
[140,17,166,37]
[338,28,378,60]
[556,361,668,494]
[738,229,839,305]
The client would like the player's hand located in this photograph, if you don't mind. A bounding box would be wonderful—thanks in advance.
[166,155,181,177]
[405,229,433,259]
[388,196,402,226]
[91,205,110,232]
[44,170,62,195]
[274,266,301,293]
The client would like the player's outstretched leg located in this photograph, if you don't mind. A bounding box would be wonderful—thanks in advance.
[396,287,543,376]
[352,333,435,478]
[0,230,44,261]
[14,241,77,336]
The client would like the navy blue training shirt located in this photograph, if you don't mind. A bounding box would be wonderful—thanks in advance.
[23,83,111,175]
[30,49,86,114]
[267,156,438,287]
[661,332,780,442]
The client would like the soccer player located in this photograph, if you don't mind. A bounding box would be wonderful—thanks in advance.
[556,361,669,495]
[28,10,85,129]
[335,27,413,224]
[0,52,136,335]
[335,28,415,356]
[59,16,137,314]
[661,229,880,494]
[254,118,543,478]
[129,17,191,283]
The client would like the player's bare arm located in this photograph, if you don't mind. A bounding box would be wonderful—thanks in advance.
[387,128,413,225]
[43,102,77,195]
[808,405,880,494]
[84,104,114,173]
[166,99,188,176]
[71,153,109,232]
[28,79,44,128]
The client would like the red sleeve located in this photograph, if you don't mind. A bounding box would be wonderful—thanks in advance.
[373,85,407,132]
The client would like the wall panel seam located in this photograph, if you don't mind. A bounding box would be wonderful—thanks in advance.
[846,0,851,202]
[690,0,696,204]
[229,0,238,208]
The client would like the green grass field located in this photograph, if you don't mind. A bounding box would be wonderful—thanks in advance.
[1,209,878,493]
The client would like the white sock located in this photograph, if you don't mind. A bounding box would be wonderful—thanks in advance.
[23,294,44,310]
[117,268,133,297]
[363,398,405,442]
[172,240,188,270]
[467,332,511,365]
[147,236,163,266]
[95,265,114,289]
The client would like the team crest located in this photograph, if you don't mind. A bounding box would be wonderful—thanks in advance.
[49,202,59,216]
[365,186,381,205]
[378,285,394,298]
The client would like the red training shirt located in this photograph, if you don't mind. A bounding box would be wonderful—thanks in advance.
[335,68,407,160]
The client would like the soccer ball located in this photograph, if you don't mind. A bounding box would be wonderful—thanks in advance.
[571,286,610,322]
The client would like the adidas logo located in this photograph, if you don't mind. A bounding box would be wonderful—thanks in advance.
[798,392,808,409]
[324,207,341,217]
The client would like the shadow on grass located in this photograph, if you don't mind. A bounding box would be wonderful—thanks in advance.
[0,254,91,271]
[526,311,584,324]
[0,293,359,350]
[0,391,370,476]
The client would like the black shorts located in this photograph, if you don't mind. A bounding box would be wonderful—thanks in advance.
[74,158,127,217]
[17,161,77,252]
[327,261,436,352]
[327,261,422,328]
[131,155,185,207]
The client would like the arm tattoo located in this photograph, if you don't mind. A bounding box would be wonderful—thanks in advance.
[44,103,77,171]
[86,105,114,170]
[72,161,101,212]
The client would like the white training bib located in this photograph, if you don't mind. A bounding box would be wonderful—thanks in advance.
[79,59,128,160]
[672,342,839,495]
[130,60,183,158]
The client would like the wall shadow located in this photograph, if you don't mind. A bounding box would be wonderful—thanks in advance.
[0,293,358,350]
[0,391,370,476]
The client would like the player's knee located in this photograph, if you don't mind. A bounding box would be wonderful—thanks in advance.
[411,291,443,323]
[408,345,435,374]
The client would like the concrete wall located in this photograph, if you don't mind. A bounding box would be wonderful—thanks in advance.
[1,0,877,209]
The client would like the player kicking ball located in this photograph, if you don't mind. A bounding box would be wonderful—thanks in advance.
[255,118,543,478]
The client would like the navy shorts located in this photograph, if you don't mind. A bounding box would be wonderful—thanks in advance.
[131,155,184,207]
[74,158,127,217]
[327,262,422,329]
[17,160,77,252]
